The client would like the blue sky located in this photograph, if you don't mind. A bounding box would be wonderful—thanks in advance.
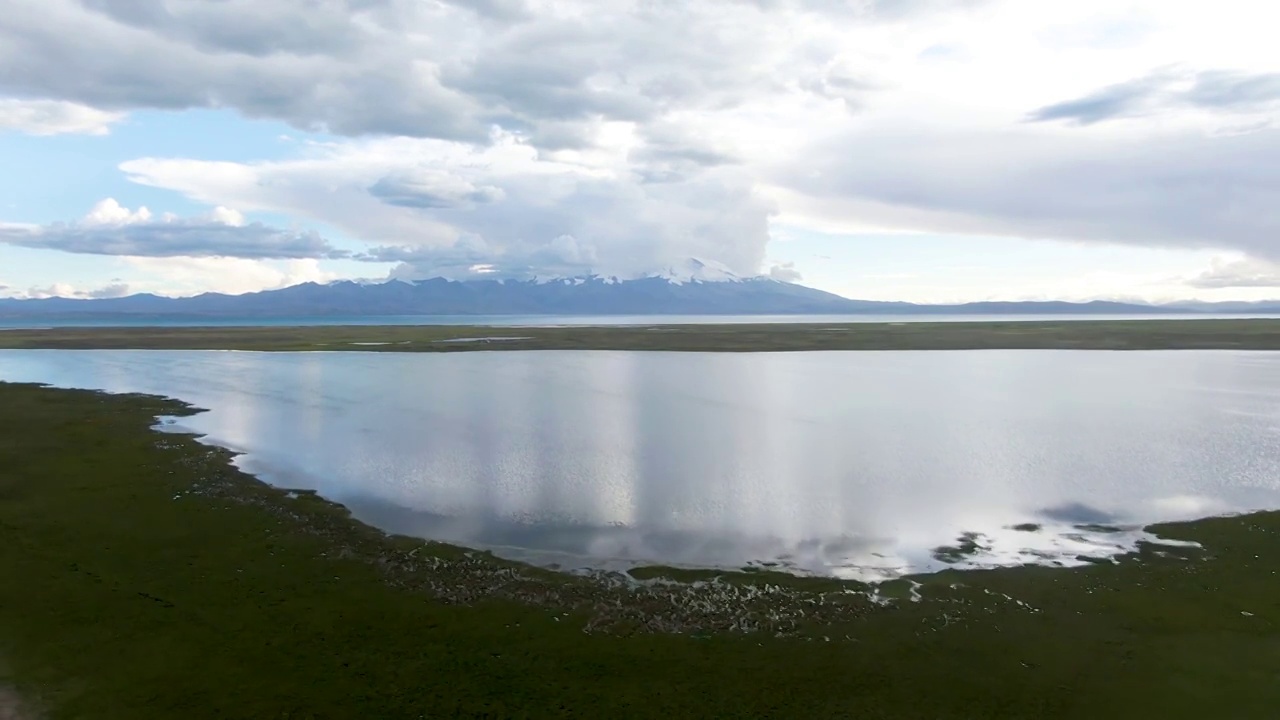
[1,0,1278,302]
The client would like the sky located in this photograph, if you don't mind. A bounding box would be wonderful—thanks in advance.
[1,0,1278,304]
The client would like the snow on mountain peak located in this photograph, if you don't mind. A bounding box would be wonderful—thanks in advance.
[650,257,743,284]
[416,258,750,286]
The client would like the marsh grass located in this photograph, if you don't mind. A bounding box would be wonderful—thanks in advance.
[2,318,1280,353]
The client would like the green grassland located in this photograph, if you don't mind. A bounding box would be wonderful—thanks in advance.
[2,318,1280,352]
[2,382,1279,718]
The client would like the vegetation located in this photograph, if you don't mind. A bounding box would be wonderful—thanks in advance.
[2,382,1279,717]
[2,318,1280,352]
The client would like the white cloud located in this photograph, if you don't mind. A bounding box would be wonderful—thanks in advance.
[121,135,777,280]
[9,280,130,299]
[118,257,341,296]
[0,199,344,259]
[769,262,803,282]
[84,198,152,225]
[0,258,340,299]
[1186,257,1280,289]
[207,206,246,227]
[0,98,124,135]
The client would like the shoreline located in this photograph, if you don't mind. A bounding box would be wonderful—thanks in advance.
[3,381,1280,714]
[14,377,1241,583]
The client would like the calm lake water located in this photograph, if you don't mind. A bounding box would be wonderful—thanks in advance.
[3,349,1279,579]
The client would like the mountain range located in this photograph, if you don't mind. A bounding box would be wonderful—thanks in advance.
[2,274,1278,319]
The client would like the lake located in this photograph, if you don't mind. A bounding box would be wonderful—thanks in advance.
[2,349,1279,580]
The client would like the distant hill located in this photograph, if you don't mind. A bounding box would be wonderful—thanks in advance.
[0,273,1262,319]
[1159,300,1280,314]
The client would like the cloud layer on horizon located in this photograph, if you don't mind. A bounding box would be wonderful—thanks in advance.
[0,199,346,259]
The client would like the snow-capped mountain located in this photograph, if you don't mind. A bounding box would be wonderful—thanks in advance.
[648,257,743,284]
[0,273,880,317]
[493,257,743,286]
[0,268,1194,319]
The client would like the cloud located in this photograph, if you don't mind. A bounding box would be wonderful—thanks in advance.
[4,258,341,299]
[21,283,79,299]
[15,281,131,299]
[1186,258,1280,289]
[368,233,602,281]
[629,119,742,183]
[83,198,151,224]
[368,170,505,209]
[0,0,922,145]
[1187,70,1280,111]
[1,0,487,140]
[1026,71,1176,125]
[1028,68,1280,125]
[0,98,124,135]
[768,261,803,282]
[0,199,345,259]
[0,0,986,286]
[121,135,777,280]
[85,282,131,298]
[119,257,343,296]
[779,123,1280,261]
[10,0,1278,299]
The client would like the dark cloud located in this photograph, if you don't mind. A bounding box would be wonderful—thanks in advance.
[442,33,657,125]
[735,0,985,20]
[1026,73,1172,125]
[629,121,741,183]
[0,2,644,143]
[1028,68,1280,125]
[0,0,488,140]
[368,172,504,209]
[0,0,900,146]
[78,0,375,58]
[0,217,346,259]
[449,0,533,22]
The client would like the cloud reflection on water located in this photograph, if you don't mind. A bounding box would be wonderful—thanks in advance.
[2,349,1279,580]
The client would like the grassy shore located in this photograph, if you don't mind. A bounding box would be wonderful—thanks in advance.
[2,318,1280,352]
[2,382,1279,717]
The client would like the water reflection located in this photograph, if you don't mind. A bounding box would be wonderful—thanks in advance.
[2,349,1279,579]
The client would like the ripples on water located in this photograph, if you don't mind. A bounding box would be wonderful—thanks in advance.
[2,349,1278,580]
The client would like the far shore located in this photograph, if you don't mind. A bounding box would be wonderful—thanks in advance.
[0,318,1279,352]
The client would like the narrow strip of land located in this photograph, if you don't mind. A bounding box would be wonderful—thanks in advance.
[2,381,1279,717]
[1,318,1280,352]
